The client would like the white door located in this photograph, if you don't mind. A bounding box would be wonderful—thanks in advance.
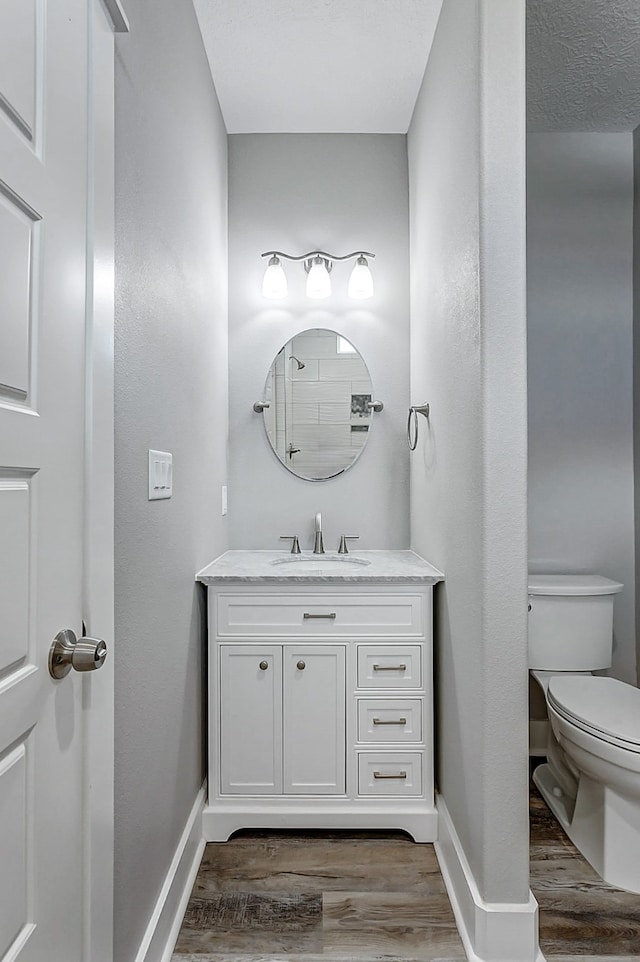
[0,2,112,959]
[283,646,345,794]
[220,645,283,794]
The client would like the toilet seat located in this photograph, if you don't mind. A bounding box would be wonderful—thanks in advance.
[548,676,640,753]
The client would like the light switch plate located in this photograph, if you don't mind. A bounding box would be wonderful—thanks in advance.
[148,450,172,500]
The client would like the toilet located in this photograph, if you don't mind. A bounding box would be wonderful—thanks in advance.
[528,573,640,894]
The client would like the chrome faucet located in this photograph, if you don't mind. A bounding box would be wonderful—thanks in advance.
[313,512,325,554]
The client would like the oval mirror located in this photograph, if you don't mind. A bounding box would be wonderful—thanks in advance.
[261,329,375,481]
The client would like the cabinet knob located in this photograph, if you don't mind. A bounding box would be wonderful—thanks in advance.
[259,660,269,671]
[296,660,306,671]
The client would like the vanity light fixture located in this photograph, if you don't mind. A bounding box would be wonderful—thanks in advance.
[347,255,374,300]
[305,255,332,299]
[261,254,288,299]
[260,250,375,300]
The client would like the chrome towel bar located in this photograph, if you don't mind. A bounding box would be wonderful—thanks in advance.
[407,403,430,450]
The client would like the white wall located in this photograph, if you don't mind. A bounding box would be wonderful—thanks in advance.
[228,134,410,551]
[114,1,228,958]
[408,0,529,905]
[528,132,636,684]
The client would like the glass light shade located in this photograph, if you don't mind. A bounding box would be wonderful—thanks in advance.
[262,256,288,299]
[306,256,332,299]
[348,255,374,300]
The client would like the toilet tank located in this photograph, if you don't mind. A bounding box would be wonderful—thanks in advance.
[528,574,623,671]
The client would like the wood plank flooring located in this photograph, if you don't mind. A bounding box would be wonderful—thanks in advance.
[172,830,467,961]
[530,781,640,959]
[173,788,640,961]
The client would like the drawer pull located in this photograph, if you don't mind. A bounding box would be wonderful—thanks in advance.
[303,612,337,620]
[373,663,406,671]
[373,770,407,779]
[297,660,306,671]
[259,661,269,671]
[373,717,407,726]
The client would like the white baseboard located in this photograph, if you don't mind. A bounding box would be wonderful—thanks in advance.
[134,784,206,962]
[435,797,544,962]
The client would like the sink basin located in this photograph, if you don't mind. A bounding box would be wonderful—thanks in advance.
[271,555,371,568]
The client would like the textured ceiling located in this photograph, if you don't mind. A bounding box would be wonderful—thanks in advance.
[527,0,640,131]
[191,0,442,133]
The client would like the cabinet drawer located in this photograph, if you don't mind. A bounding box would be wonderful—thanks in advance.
[357,699,422,743]
[216,594,425,638]
[357,646,422,688]
[357,753,423,796]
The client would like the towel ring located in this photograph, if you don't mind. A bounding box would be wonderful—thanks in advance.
[407,403,430,451]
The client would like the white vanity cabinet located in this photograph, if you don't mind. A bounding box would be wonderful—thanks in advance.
[219,644,345,795]
[197,551,443,843]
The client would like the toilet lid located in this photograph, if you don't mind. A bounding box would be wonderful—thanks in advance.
[548,676,640,750]
[527,574,623,596]
[529,574,624,596]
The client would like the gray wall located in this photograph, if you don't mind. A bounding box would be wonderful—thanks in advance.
[408,0,530,902]
[228,134,410,551]
[528,132,636,685]
[114,1,228,957]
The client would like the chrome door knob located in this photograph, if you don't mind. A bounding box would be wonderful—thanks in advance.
[49,628,108,679]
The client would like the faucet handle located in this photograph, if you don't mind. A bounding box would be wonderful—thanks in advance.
[338,535,359,555]
[280,535,301,554]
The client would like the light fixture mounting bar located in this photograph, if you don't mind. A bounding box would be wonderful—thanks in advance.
[261,250,375,262]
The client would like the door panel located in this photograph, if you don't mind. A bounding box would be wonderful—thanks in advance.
[0,2,88,960]
[283,646,345,794]
[0,191,37,400]
[0,478,30,676]
[0,0,38,140]
[220,646,283,794]
[0,740,29,958]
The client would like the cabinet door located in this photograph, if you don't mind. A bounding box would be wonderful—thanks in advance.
[219,645,282,795]
[283,646,345,794]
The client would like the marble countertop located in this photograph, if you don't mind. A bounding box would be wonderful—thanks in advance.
[196,550,444,585]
